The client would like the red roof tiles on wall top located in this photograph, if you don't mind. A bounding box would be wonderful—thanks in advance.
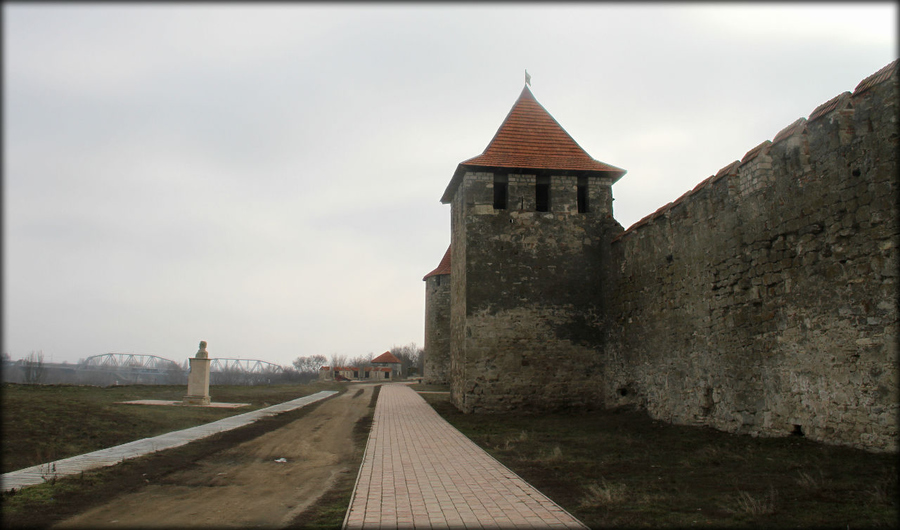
[423,246,451,280]
[715,161,741,179]
[740,140,771,165]
[853,59,898,96]
[651,202,673,220]
[691,175,716,193]
[372,351,402,364]
[612,61,894,244]
[772,118,807,145]
[611,176,708,243]
[441,85,626,203]
[808,92,851,123]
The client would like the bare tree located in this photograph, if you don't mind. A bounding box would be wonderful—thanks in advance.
[292,355,327,374]
[290,355,327,384]
[22,350,46,384]
[279,366,304,383]
[349,352,374,368]
[329,354,348,369]
[390,343,424,378]
[311,354,327,370]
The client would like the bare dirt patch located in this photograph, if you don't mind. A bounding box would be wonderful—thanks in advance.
[52,384,376,528]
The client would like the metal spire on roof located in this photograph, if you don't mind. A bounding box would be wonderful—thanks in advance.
[525,69,532,86]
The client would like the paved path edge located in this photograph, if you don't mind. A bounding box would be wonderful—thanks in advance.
[2,389,338,492]
[340,388,379,530]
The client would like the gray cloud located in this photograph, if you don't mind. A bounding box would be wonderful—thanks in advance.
[4,3,896,366]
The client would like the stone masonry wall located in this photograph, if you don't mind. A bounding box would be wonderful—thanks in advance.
[450,171,620,413]
[424,273,451,384]
[606,68,898,451]
[449,195,468,407]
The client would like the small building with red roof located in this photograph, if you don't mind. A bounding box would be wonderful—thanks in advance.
[319,365,393,382]
[371,351,403,378]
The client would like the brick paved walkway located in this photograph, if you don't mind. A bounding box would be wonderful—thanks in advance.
[344,384,586,529]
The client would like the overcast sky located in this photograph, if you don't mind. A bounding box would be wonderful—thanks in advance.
[3,3,896,367]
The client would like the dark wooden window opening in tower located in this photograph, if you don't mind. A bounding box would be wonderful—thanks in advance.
[577,176,589,213]
[536,176,551,212]
[493,174,509,210]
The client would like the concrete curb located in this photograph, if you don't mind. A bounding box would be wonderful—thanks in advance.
[2,390,338,492]
[340,385,382,530]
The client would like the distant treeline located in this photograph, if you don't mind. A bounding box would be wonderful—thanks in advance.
[0,360,311,387]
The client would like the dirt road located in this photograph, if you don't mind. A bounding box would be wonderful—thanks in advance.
[55,384,376,528]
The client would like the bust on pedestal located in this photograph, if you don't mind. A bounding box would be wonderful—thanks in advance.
[183,341,211,406]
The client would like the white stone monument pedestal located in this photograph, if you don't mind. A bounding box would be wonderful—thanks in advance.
[183,341,211,406]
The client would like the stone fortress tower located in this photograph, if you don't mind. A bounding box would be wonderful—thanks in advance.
[437,84,626,413]
[423,246,451,384]
[424,60,898,452]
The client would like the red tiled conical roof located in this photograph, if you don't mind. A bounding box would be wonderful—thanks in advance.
[423,246,451,280]
[441,85,626,203]
[372,351,401,364]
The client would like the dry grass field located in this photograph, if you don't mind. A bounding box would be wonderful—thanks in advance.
[2,382,896,528]
[2,382,344,473]
[1,382,367,529]
[419,388,898,528]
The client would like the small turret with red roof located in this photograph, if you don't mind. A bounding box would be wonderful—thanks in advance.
[423,246,451,384]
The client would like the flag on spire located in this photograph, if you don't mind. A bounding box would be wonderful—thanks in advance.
[525,69,531,86]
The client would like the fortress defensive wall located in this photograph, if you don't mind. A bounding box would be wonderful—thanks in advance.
[424,60,898,452]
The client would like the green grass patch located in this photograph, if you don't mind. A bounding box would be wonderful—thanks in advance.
[421,393,898,528]
[1,381,343,473]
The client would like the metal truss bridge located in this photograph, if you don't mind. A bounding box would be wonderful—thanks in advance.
[78,353,284,384]
[209,358,283,374]
[79,353,184,384]
[82,353,181,373]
